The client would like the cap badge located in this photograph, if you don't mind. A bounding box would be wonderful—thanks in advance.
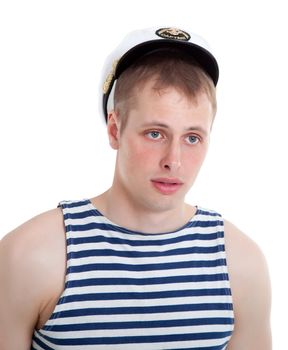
[103,59,119,94]
[156,27,190,41]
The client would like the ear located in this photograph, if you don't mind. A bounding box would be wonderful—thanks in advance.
[107,110,120,150]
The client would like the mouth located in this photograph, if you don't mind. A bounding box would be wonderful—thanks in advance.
[151,178,183,195]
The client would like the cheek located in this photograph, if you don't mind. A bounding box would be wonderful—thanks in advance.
[131,148,157,173]
[119,139,156,173]
[182,147,208,170]
[128,135,158,159]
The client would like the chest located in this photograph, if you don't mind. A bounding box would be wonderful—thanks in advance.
[32,224,234,349]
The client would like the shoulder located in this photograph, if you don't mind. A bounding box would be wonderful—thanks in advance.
[0,207,65,267]
[223,219,270,280]
[223,219,272,348]
[0,207,66,330]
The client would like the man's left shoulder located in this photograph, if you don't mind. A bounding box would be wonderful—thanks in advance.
[223,219,269,274]
[223,219,272,348]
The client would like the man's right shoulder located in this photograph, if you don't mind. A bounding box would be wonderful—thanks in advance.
[0,207,66,292]
[0,207,66,339]
[0,207,65,257]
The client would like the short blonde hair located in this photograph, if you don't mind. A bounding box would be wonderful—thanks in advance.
[114,49,217,131]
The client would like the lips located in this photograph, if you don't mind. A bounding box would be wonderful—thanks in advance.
[151,178,183,195]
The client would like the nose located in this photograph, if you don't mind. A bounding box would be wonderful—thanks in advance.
[160,140,181,172]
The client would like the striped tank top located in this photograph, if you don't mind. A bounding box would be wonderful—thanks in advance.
[31,199,234,350]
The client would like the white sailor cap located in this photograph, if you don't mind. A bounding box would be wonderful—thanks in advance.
[101,26,219,122]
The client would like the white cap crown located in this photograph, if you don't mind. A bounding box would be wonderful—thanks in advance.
[100,26,218,122]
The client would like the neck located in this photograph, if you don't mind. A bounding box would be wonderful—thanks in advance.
[91,188,196,234]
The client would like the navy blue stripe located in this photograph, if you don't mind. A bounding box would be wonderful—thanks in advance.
[43,316,234,332]
[66,273,229,288]
[67,245,225,260]
[197,208,221,217]
[39,331,232,346]
[63,209,100,220]
[51,302,233,319]
[68,258,227,274]
[32,333,54,349]
[59,200,91,209]
[65,220,222,233]
[59,288,231,304]
[170,219,222,229]
[66,231,224,248]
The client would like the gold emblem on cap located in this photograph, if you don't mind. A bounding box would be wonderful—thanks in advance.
[156,27,190,41]
[103,59,119,94]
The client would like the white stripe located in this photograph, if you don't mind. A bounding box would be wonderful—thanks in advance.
[66,265,228,280]
[52,294,233,312]
[67,251,227,266]
[62,279,232,295]
[62,203,93,214]
[32,331,57,349]
[46,309,234,327]
[40,323,233,339]
[31,341,45,350]
[66,237,224,254]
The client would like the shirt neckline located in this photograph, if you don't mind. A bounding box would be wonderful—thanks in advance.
[86,199,200,236]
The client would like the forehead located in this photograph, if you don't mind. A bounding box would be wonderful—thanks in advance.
[126,81,214,129]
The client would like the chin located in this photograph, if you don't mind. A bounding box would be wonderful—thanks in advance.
[140,195,183,213]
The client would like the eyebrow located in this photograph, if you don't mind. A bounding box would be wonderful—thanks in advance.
[140,122,208,136]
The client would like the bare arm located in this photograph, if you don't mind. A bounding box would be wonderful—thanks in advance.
[224,220,272,350]
[0,208,66,350]
[0,227,40,349]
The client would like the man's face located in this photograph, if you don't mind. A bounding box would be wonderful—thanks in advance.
[109,80,214,214]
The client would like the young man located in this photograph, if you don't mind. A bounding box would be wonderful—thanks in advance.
[0,27,271,349]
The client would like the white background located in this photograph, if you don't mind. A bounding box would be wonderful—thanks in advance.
[0,0,287,347]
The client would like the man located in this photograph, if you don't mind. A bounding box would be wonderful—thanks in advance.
[0,26,271,349]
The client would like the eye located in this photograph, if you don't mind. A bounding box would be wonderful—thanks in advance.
[186,135,200,145]
[146,131,162,140]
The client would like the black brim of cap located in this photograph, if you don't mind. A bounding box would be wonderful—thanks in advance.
[103,39,219,121]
